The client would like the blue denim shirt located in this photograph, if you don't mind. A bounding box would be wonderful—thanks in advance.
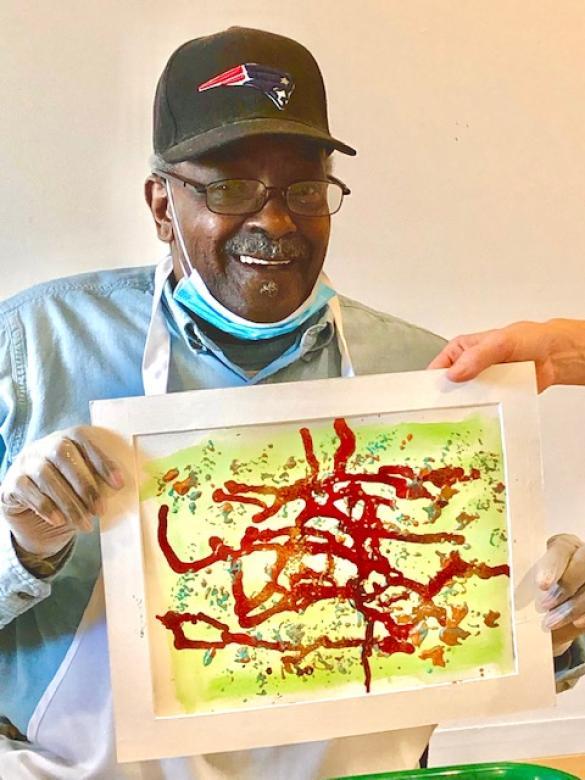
[0,265,449,735]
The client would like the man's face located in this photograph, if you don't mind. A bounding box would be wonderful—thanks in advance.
[161,136,331,323]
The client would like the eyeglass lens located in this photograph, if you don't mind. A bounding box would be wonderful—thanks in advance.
[205,180,343,216]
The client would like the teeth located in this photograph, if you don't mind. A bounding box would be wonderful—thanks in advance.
[238,255,291,266]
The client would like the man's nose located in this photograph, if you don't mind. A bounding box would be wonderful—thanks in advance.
[245,190,297,239]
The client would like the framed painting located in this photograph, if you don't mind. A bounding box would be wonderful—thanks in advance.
[90,363,556,762]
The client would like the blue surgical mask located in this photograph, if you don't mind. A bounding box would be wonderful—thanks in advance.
[165,176,335,341]
[173,269,335,341]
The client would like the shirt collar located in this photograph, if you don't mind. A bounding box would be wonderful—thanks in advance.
[161,279,334,367]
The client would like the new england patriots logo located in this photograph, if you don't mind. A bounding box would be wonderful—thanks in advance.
[197,63,295,110]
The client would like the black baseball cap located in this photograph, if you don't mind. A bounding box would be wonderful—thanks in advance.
[153,26,357,162]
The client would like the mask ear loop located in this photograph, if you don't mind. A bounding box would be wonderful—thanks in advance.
[164,177,192,280]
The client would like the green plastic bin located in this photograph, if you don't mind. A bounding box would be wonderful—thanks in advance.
[333,762,580,779]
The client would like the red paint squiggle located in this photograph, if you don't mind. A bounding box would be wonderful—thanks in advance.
[156,418,508,691]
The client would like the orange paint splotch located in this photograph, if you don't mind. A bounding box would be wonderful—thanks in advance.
[483,610,501,628]
[419,645,446,667]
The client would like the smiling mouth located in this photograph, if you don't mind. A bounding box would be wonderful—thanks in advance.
[236,254,292,267]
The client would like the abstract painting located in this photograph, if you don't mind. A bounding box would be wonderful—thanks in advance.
[92,365,554,761]
[138,407,513,716]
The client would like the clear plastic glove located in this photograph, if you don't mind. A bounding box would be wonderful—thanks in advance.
[537,534,585,656]
[0,426,124,558]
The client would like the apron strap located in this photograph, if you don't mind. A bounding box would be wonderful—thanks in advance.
[328,295,354,378]
[141,254,174,397]
[322,272,355,379]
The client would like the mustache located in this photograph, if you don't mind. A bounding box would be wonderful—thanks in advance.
[224,232,310,262]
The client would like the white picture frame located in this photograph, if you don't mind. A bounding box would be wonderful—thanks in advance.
[91,363,556,763]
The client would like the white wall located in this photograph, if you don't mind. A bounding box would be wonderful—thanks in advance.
[1,0,584,765]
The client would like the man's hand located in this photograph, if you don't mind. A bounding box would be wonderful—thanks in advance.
[0,427,124,559]
[537,534,585,656]
[427,319,585,393]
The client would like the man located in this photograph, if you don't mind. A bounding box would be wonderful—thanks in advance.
[0,27,582,779]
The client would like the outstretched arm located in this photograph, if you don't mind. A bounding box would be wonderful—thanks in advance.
[428,319,585,392]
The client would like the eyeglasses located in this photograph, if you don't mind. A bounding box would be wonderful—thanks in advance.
[154,170,350,217]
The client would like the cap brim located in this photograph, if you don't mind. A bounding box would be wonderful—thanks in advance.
[161,117,356,162]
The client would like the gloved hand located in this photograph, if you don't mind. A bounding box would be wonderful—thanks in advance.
[0,426,124,558]
[537,534,585,656]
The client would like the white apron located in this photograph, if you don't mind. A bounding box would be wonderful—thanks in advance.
[1,257,434,779]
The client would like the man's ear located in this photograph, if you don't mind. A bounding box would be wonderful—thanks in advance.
[145,175,173,243]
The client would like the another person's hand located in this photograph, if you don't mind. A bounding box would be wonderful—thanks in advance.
[0,427,124,559]
[537,534,585,656]
[428,319,585,392]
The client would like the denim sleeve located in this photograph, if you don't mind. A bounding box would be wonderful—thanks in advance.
[0,318,58,628]
[554,635,585,692]
[0,319,11,477]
